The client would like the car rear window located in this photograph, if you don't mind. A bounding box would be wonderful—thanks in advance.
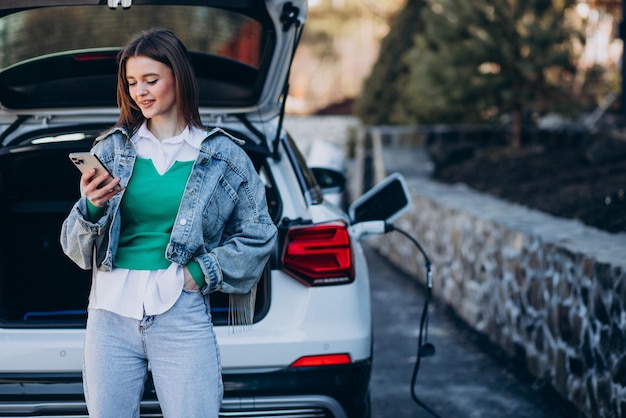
[0,5,265,70]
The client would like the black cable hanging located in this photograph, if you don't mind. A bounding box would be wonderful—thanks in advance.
[389,225,442,418]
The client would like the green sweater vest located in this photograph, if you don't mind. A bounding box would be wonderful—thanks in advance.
[87,158,204,287]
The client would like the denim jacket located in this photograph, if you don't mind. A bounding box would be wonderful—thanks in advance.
[60,126,278,296]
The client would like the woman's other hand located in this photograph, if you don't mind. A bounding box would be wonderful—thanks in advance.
[183,266,200,291]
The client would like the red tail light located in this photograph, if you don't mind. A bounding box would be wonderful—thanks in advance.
[290,353,352,367]
[282,221,354,286]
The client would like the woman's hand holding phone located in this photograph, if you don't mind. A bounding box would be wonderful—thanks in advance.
[69,152,123,207]
[81,168,123,208]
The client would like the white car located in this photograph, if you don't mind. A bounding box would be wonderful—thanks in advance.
[0,1,410,417]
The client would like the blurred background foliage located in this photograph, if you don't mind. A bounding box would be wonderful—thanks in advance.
[288,0,405,113]
[355,0,621,145]
[0,0,620,140]
[290,1,622,144]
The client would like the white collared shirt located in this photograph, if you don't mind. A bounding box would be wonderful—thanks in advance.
[89,122,208,320]
[132,123,206,175]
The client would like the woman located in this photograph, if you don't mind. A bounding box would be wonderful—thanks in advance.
[61,28,277,418]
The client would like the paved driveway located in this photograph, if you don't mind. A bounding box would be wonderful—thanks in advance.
[366,244,581,418]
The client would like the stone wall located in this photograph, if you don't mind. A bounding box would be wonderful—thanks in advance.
[366,173,626,418]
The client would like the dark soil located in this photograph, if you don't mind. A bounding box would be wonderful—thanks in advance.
[431,140,626,234]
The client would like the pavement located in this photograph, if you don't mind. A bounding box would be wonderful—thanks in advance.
[365,244,584,418]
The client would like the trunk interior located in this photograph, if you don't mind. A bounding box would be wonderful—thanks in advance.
[0,126,274,328]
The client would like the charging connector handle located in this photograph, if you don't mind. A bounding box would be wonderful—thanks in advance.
[348,221,393,240]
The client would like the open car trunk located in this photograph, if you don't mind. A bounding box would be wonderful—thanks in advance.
[0,126,275,329]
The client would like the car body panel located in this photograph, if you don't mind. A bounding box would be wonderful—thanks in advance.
[0,329,85,373]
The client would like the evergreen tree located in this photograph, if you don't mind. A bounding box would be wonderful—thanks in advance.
[419,0,578,146]
[355,0,426,125]
[359,0,580,148]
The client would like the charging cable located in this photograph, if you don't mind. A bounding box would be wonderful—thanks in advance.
[349,220,442,416]
[387,224,442,418]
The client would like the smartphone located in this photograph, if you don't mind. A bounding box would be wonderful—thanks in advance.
[68,152,121,191]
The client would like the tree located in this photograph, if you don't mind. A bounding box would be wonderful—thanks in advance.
[355,0,427,125]
[359,0,581,148]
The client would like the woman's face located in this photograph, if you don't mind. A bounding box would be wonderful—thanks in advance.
[125,56,177,123]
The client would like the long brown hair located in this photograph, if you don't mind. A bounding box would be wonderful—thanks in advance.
[115,28,202,132]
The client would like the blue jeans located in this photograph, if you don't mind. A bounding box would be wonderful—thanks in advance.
[83,289,223,418]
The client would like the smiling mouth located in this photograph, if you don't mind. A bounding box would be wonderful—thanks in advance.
[139,100,154,107]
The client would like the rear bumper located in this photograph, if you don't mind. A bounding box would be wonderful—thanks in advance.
[0,360,371,418]
[0,397,344,418]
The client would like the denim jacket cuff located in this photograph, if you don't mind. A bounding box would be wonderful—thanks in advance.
[200,252,223,295]
[76,198,110,235]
